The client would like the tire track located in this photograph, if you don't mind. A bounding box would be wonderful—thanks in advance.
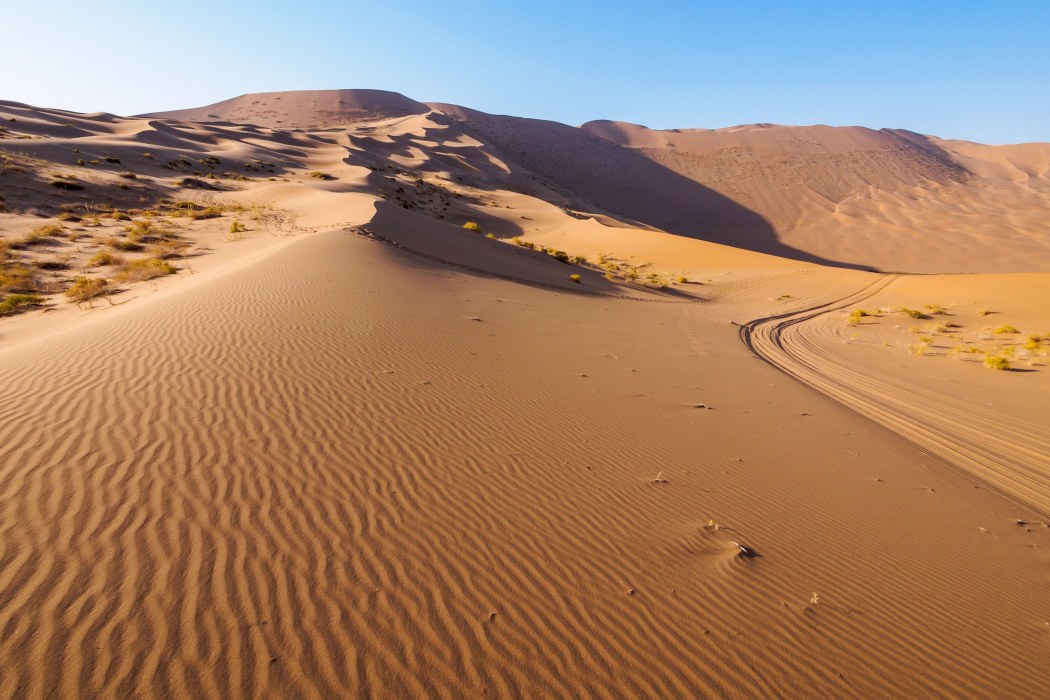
[740,273,1050,521]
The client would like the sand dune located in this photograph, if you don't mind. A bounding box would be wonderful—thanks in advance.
[2,91,1049,698]
[146,89,431,129]
[2,229,1048,697]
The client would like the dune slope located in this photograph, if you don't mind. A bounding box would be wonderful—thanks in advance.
[0,225,1048,697]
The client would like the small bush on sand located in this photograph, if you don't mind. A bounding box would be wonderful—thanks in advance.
[992,324,1018,334]
[0,293,44,316]
[0,265,36,293]
[899,307,927,319]
[229,220,246,234]
[65,277,108,303]
[924,304,947,314]
[547,249,570,263]
[676,276,688,284]
[462,221,481,233]
[116,257,175,283]
[189,206,224,220]
[308,171,335,180]
[847,309,871,325]
[88,251,124,267]
[570,273,581,284]
[983,354,1010,371]
[22,223,64,245]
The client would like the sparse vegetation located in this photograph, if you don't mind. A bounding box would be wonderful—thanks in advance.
[992,324,1018,334]
[0,293,44,316]
[64,276,108,304]
[570,273,581,284]
[115,257,175,283]
[307,171,335,180]
[88,251,124,267]
[462,221,482,233]
[847,309,871,325]
[899,307,928,319]
[983,354,1011,371]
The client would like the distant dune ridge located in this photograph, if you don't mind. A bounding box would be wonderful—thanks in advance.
[149,89,1050,273]
[2,89,1049,698]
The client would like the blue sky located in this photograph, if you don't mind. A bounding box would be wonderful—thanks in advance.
[3,1,1047,143]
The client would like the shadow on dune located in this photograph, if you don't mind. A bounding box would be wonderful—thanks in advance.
[432,106,878,272]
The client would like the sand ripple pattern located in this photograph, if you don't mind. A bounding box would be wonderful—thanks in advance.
[1,233,1047,698]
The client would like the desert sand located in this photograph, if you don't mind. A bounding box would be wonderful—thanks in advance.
[1,90,1048,698]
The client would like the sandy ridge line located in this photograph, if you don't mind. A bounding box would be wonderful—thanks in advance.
[739,275,1050,522]
[352,225,707,304]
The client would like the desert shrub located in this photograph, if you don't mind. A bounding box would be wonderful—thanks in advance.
[119,171,137,179]
[547,249,570,263]
[899,307,927,319]
[570,273,581,284]
[0,293,44,315]
[103,156,121,164]
[992,324,1018,334]
[983,355,1010,371]
[25,223,64,243]
[847,309,871,325]
[146,240,188,258]
[110,210,132,221]
[924,304,947,314]
[230,220,246,234]
[57,212,81,222]
[515,239,535,250]
[112,240,144,252]
[572,255,587,264]
[64,276,108,303]
[88,251,124,267]
[0,265,35,292]
[307,171,334,180]
[462,221,482,233]
[485,233,495,239]
[50,178,84,190]
[676,276,688,284]
[116,257,175,283]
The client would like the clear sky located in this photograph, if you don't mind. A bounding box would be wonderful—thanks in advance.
[3,1,1047,143]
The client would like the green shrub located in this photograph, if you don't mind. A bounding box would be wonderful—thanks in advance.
[983,355,1010,371]
[0,293,44,315]
[847,309,871,325]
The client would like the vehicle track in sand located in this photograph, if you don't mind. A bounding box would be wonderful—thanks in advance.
[740,274,1050,521]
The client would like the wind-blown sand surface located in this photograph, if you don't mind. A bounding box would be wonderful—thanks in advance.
[1,90,1049,697]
